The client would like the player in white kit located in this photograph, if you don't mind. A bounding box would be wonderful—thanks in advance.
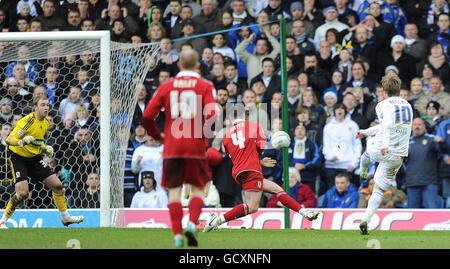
[355,73,413,235]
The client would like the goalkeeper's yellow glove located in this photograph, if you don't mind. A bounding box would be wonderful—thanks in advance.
[18,136,35,147]
[44,145,54,158]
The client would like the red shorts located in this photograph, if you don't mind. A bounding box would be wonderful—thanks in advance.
[162,158,208,189]
[235,171,264,192]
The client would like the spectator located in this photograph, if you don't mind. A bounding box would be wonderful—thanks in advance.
[287,2,313,37]
[436,117,450,208]
[29,19,43,32]
[403,23,428,73]
[323,70,345,102]
[250,57,281,104]
[267,167,317,208]
[146,21,166,43]
[335,48,353,83]
[192,0,221,33]
[0,78,32,112]
[223,60,247,96]
[302,0,325,33]
[35,0,66,31]
[41,66,62,107]
[296,88,326,135]
[314,6,349,48]
[13,17,29,32]
[58,85,90,122]
[163,0,182,38]
[95,4,139,36]
[405,117,449,208]
[323,91,338,121]
[342,92,369,129]
[429,13,449,58]
[409,77,427,109]
[65,9,82,31]
[80,18,96,31]
[64,126,100,202]
[301,51,331,98]
[358,175,407,208]
[335,0,359,27]
[427,3,449,41]
[415,75,450,119]
[322,102,361,188]
[422,101,442,134]
[290,19,316,56]
[173,19,208,55]
[341,60,375,101]
[290,122,322,192]
[171,5,205,38]
[130,171,168,208]
[321,172,359,208]
[350,25,376,68]
[383,0,408,36]
[123,120,147,207]
[72,171,101,208]
[0,98,13,125]
[376,35,417,87]
[212,32,237,61]
[79,49,100,86]
[76,0,94,20]
[230,0,254,26]
[4,44,39,86]
[422,42,450,87]
[235,28,280,86]
[76,69,95,101]
[131,133,164,190]
[262,0,291,21]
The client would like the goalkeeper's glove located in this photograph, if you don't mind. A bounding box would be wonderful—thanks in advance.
[18,136,35,147]
[44,145,54,158]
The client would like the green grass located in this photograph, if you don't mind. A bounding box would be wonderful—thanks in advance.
[0,228,449,249]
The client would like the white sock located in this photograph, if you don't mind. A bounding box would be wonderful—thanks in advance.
[363,189,383,222]
[216,214,225,226]
[61,211,70,220]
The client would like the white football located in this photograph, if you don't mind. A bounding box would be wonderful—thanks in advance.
[270,131,291,150]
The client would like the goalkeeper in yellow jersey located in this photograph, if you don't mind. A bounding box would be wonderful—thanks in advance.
[0,95,84,228]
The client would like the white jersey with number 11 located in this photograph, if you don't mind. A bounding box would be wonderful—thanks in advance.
[366,97,413,157]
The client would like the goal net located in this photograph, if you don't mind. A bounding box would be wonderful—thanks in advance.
[0,31,160,227]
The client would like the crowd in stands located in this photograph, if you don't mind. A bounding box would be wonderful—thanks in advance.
[0,0,449,210]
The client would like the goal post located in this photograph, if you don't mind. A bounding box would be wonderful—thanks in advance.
[0,31,160,227]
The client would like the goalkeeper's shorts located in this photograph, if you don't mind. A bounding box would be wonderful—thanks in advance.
[10,153,54,184]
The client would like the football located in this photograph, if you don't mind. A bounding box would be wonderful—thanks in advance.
[270,131,291,150]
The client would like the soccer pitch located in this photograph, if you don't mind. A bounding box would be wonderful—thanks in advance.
[0,228,449,249]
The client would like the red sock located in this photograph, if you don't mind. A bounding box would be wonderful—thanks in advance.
[277,191,303,212]
[188,196,203,224]
[168,202,183,235]
[223,203,248,222]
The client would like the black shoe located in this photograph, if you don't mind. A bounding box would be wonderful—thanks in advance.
[359,220,368,235]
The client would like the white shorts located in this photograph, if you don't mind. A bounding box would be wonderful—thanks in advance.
[366,151,404,191]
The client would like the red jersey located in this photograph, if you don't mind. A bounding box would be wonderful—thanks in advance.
[143,70,216,159]
[223,119,266,179]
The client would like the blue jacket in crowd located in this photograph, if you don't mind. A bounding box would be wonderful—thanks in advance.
[321,183,359,208]
[405,133,449,187]
[436,118,450,178]
[289,137,322,183]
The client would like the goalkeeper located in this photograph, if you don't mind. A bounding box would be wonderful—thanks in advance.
[0,96,84,228]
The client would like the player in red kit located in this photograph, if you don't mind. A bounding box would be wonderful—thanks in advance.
[203,107,321,232]
[143,48,217,247]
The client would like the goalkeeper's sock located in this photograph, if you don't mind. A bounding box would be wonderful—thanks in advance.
[276,191,302,212]
[223,203,248,222]
[188,196,203,224]
[3,194,23,221]
[168,201,183,235]
[363,189,384,223]
[52,191,70,219]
